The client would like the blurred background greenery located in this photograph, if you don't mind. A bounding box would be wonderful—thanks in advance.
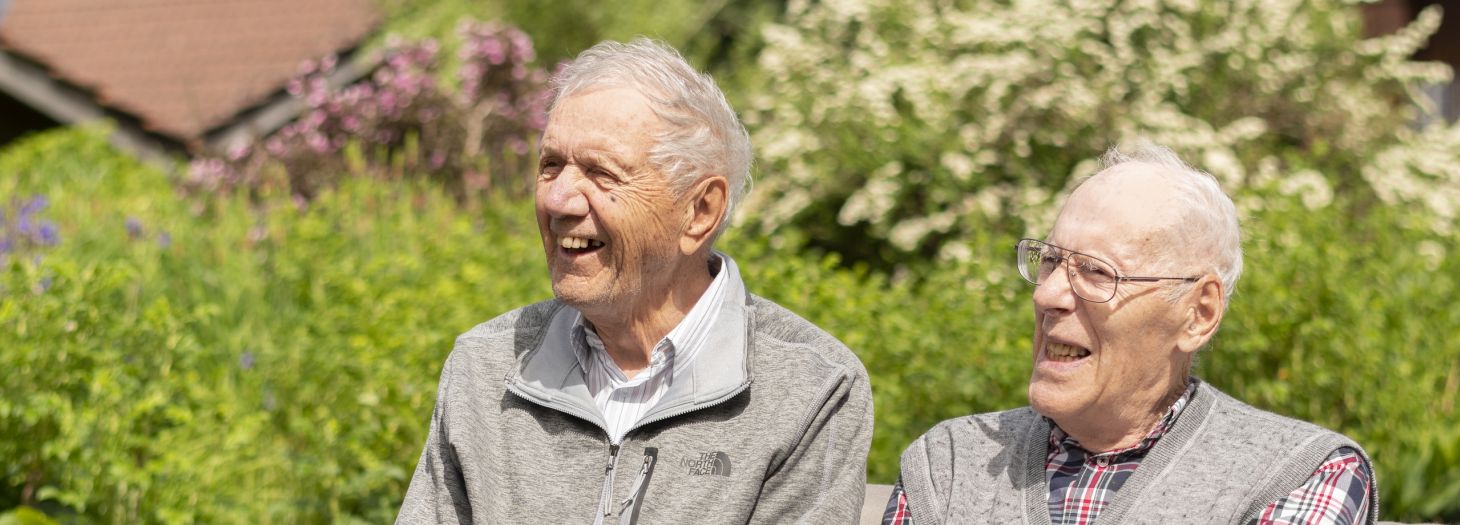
[3,0,1459,523]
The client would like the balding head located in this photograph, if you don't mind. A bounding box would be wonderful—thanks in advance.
[1066,145,1243,306]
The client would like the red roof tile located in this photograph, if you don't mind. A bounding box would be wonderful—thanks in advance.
[0,0,378,142]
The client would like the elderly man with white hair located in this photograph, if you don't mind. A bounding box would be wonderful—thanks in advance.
[396,39,873,524]
[883,145,1376,525]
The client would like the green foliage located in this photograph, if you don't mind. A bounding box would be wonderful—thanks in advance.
[0,507,59,525]
[1,127,547,523]
[8,126,1454,522]
[1210,182,1460,521]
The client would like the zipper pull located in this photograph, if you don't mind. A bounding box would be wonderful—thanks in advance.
[618,456,653,510]
[599,443,621,521]
[617,448,659,525]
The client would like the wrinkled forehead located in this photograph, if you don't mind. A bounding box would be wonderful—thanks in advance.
[1049,163,1186,265]
[541,87,664,148]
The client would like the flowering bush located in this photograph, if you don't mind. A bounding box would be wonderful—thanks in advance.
[0,195,59,266]
[744,0,1455,267]
[1362,123,1460,236]
[186,21,550,202]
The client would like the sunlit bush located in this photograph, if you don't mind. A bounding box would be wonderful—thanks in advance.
[745,0,1456,267]
[4,128,549,523]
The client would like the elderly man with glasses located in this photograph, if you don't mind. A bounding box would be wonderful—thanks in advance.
[883,144,1376,525]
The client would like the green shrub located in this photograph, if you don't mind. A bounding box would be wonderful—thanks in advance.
[4,119,1458,521]
[2,127,547,523]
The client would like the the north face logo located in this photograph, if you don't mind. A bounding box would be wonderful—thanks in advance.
[681,452,732,476]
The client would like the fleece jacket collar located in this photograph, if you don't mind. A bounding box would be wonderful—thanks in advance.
[506,253,753,436]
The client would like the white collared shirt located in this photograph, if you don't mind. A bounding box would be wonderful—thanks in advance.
[572,255,729,444]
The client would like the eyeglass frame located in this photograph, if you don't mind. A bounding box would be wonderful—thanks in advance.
[1015,238,1201,303]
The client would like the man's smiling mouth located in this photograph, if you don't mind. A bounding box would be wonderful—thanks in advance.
[559,236,606,254]
[1046,342,1091,362]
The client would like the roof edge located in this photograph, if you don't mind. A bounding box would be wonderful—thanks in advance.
[0,48,184,160]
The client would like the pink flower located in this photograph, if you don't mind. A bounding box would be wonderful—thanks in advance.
[228,144,252,162]
[306,133,330,153]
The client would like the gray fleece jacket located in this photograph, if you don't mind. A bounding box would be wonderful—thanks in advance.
[898,379,1378,525]
[396,266,873,524]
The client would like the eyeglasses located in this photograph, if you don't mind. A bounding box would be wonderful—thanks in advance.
[1015,238,1199,303]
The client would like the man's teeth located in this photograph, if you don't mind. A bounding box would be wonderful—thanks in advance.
[559,237,604,249]
[1047,342,1091,361]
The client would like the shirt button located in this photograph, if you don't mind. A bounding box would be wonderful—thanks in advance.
[1094,457,1110,467]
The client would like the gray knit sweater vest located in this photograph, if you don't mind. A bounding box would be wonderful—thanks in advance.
[899,380,1378,524]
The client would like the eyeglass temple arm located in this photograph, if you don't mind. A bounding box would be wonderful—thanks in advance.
[1118,276,1202,283]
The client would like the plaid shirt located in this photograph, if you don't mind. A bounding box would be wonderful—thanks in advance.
[883,383,1371,524]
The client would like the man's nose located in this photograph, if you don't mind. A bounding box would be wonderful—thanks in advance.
[1032,262,1078,312]
[540,168,590,218]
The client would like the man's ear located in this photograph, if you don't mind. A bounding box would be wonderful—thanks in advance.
[680,175,728,255]
[1176,275,1225,354]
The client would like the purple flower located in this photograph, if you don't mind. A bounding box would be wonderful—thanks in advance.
[240,352,255,370]
[125,217,143,239]
[20,195,47,216]
[36,222,59,246]
[158,232,172,248]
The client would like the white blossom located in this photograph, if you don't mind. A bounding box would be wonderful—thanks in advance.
[746,0,1460,258]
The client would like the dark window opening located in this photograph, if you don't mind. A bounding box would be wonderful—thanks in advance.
[0,89,61,148]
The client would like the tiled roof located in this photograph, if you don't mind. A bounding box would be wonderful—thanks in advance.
[0,0,378,143]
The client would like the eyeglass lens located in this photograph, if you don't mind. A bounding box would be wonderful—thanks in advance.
[1017,240,1119,303]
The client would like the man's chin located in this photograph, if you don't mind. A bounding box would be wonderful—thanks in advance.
[550,284,615,316]
[1027,382,1086,420]
[550,283,595,307]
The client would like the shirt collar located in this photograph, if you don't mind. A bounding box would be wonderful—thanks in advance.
[1048,379,1200,460]
[511,252,751,428]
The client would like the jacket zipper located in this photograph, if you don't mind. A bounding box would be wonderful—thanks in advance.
[617,447,658,525]
[602,384,749,524]
[507,377,751,523]
[628,379,753,432]
[593,443,621,525]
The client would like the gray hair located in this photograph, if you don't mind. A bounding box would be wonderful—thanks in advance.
[1093,143,1244,306]
[548,38,753,238]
